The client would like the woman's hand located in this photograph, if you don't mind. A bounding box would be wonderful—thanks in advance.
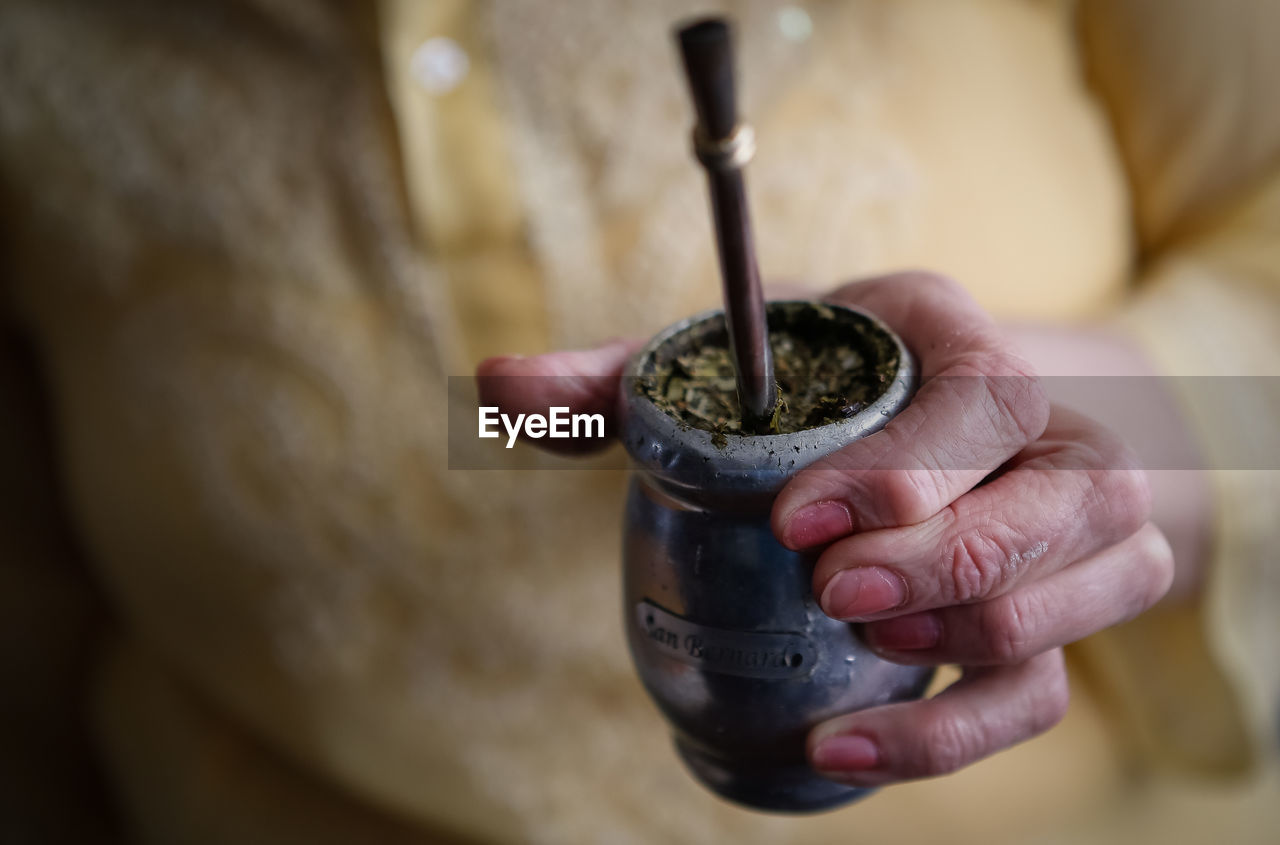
[773,272,1172,785]
[477,271,1174,786]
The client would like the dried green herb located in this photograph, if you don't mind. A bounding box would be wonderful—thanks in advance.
[637,302,899,439]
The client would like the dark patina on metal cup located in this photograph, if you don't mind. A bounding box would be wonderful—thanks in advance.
[622,301,934,813]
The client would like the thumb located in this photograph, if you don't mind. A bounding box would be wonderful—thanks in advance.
[475,338,641,454]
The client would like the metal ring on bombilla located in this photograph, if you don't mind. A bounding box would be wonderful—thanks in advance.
[693,123,757,171]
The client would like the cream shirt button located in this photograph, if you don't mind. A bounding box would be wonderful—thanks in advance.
[410,36,470,94]
[777,5,813,43]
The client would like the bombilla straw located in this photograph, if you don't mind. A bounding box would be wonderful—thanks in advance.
[675,17,777,432]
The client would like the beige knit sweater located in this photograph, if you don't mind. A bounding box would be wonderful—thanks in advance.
[1,1,1277,842]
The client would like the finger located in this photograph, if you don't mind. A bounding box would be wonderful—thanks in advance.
[808,649,1069,786]
[862,522,1174,664]
[773,272,1050,549]
[812,406,1151,620]
[475,338,641,454]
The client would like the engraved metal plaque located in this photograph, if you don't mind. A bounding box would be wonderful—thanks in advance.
[635,600,818,680]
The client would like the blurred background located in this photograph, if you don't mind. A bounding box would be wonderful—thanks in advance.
[1,1,1277,843]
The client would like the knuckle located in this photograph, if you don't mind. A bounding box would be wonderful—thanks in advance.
[1098,468,1153,534]
[918,712,979,776]
[947,355,1050,447]
[880,469,939,527]
[978,594,1040,664]
[837,271,968,317]
[984,360,1050,445]
[944,527,1009,603]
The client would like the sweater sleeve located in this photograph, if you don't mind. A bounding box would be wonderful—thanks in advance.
[1077,0,1280,769]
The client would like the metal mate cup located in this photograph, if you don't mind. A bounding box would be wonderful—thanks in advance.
[621,301,934,813]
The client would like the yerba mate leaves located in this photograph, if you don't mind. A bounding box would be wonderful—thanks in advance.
[640,328,892,439]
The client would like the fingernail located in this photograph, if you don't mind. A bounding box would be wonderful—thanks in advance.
[812,734,880,772]
[865,613,942,651]
[783,501,853,548]
[821,567,907,620]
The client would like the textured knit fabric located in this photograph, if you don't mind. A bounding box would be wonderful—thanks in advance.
[0,1,1276,843]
